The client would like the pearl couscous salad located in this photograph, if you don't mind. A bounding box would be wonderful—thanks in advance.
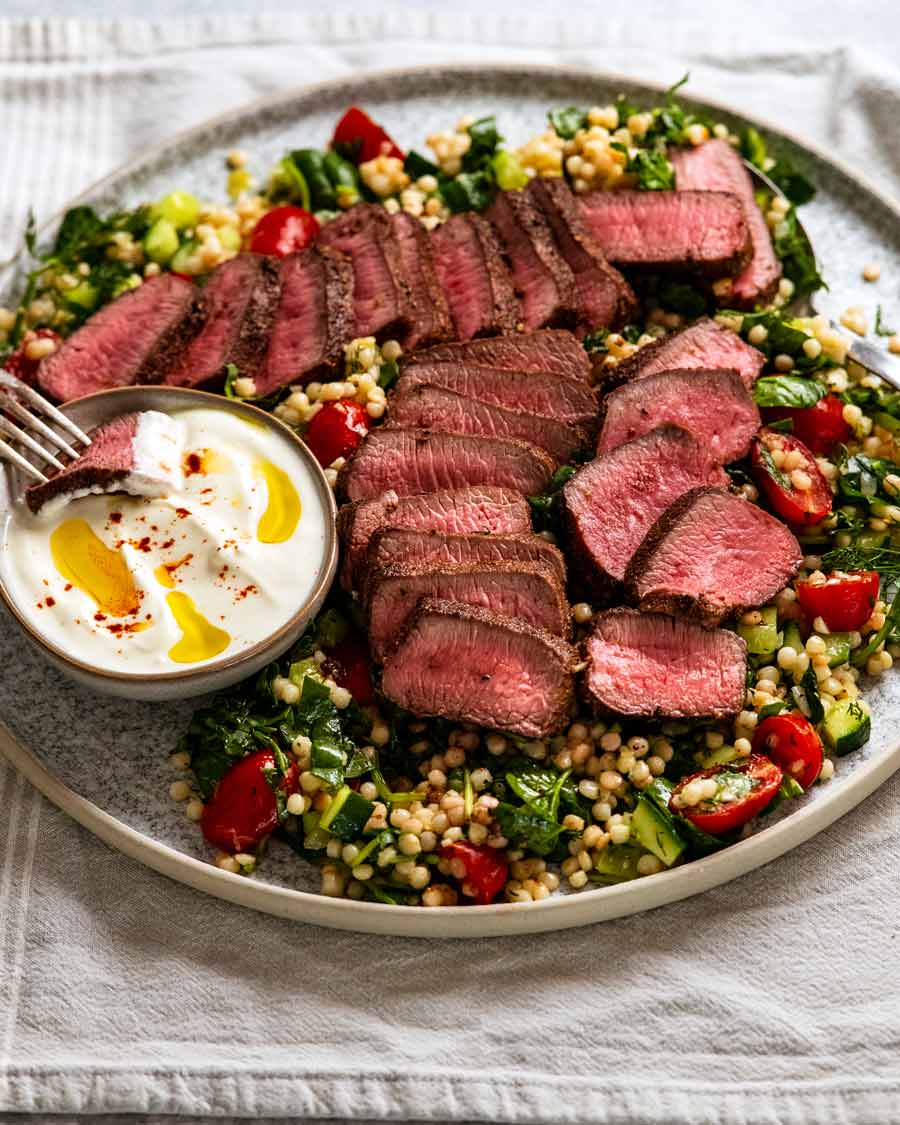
[10,81,900,908]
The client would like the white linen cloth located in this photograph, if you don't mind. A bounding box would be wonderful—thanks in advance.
[3,6,900,1122]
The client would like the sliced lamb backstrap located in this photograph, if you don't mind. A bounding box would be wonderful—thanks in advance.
[578,190,752,279]
[161,253,279,388]
[389,210,453,349]
[610,316,765,390]
[380,598,578,739]
[338,429,555,504]
[317,203,413,339]
[485,188,578,330]
[255,245,353,396]
[597,367,760,464]
[584,607,748,720]
[670,139,782,307]
[526,176,637,333]
[337,484,532,592]
[624,486,802,626]
[37,273,195,402]
[429,212,520,339]
[411,327,592,382]
[563,424,728,601]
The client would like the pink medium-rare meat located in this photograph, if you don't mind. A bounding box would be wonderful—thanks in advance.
[339,429,555,503]
[337,485,532,591]
[413,328,592,382]
[597,368,760,464]
[625,487,802,626]
[563,424,728,598]
[365,529,566,594]
[386,383,587,463]
[526,176,637,332]
[380,598,578,738]
[366,559,570,660]
[25,410,182,513]
[671,139,782,307]
[430,213,520,339]
[485,189,578,329]
[255,246,353,395]
[317,203,411,338]
[585,608,747,719]
[37,273,195,402]
[163,254,279,387]
[396,363,598,427]
[389,211,453,349]
[578,190,752,278]
[612,317,765,389]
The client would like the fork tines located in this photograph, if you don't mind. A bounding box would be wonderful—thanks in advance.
[0,369,91,485]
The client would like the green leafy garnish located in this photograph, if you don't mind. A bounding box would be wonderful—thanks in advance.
[403,150,440,180]
[610,143,675,191]
[548,105,587,140]
[494,804,564,856]
[753,375,826,409]
[771,208,825,299]
[439,170,494,213]
[726,310,828,372]
[528,463,578,536]
[656,279,707,318]
[875,306,896,337]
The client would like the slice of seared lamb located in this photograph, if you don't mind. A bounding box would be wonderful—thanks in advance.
[38,273,195,402]
[430,213,520,339]
[625,487,802,626]
[256,246,353,396]
[414,328,592,382]
[381,598,577,738]
[338,484,532,591]
[389,211,453,349]
[597,368,760,464]
[486,189,578,329]
[366,529,566,593]
[671,140,782,307]
[163,254,279,388]
[340,429,555,503]
[26,410,183,514]
[526,176,637,332]
[612,317,764,390]
[386,383,587,463]
[585,608,747,719]
[367,559,570,659]
[578,190,751,279]
[397,363,598,427]
[564,424,728,600]
[317,204,412,339]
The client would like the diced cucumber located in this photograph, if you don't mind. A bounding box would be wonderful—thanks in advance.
[739,606,782,655]
[152,190,201,230]
[874,411,900,435]
[644,777,724,855]
[170,240,198,273]
[143,218,180,264]
[289,656,324,688]
[695,744,742,768]
[593,844,643,883]
[112,273,142,298]
[822,633,852,668]
[783,620,804,656]
[631,794,685,867]
[319,785,374,841]
[302,810,329,850]
[492,150,528,190]
[822,698,871,756]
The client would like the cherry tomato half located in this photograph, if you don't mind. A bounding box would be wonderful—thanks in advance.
[4,328,62,387]
[322,632,375,707]
[796,570,880,632]
[752,711,823,790]
[751,427,832,526]
[761,394,851,455]
[440,841,509,905]
[201,749,298,853]
[249,205,320,258]
[669,754,783,836]
[331,106,405,164]
[304,399,370,467]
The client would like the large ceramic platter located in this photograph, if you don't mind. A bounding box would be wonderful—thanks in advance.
[3,64,900,938]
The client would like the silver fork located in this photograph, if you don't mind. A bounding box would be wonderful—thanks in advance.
[0,371,91,485]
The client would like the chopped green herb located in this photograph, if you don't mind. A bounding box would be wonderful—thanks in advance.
[753,375,826,409]
[548,105,588,140]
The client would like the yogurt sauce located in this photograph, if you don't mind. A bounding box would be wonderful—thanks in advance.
[1,406,329,675]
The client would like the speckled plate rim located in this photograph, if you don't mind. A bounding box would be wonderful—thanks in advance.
[3,62,900,938]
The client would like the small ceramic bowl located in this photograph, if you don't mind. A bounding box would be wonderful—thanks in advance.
[0,385,338,701]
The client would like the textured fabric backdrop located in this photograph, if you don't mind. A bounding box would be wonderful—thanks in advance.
[3,7,900,1123]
